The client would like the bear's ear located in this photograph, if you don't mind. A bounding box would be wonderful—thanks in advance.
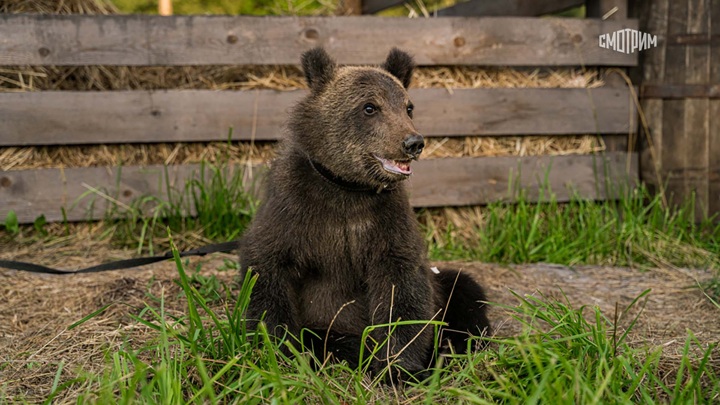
[301,47,336,93]
[382,48,414,89]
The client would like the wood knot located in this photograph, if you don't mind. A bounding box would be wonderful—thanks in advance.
[453,36,466,47]
[38,47,51,57]
[0,177,11,188]
[150,109,161,117]
[226,34,238,44]
[303,28,320,41]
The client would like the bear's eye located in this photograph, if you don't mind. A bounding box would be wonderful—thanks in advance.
[407,104,414,117]
[363,103,378,116]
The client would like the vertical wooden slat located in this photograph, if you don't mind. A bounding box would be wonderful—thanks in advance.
[710,0,720,217]
[684,0,711,219]
[587,0,632,154]
[635,0,669,199]
[661,0,689,210]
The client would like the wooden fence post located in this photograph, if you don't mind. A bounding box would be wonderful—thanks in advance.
[634,0,718,220]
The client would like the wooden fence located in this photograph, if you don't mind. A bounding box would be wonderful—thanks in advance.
[0,3,640,224]
[634,0,720,220]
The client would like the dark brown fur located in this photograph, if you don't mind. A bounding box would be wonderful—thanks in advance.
[239,47,490,380]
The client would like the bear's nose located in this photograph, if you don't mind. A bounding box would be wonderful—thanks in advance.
[403,134,425,158]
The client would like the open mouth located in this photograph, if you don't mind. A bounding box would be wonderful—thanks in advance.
[373,155,413,176]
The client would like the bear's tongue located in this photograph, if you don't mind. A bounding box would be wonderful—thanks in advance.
[376,156,412,175]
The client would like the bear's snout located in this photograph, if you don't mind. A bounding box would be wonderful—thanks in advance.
[402,134,425,159]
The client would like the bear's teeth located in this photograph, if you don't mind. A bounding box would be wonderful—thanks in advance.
[374,155,412,175]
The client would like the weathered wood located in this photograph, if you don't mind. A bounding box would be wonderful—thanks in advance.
[642,84,720,99]
[0,14,638,66]
[409,152,638,207]
[684,0,711,219]
[0,90,301,145]
[661,0,689,210]
[587,0,631,153]
[710,0,720,217]
[0,87,637,146]
[667,33,720,45]
[437,0,584,17]
[0,153,638,223]
[634,0,668,198]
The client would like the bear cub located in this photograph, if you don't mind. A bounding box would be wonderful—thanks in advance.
[239,47,490,380]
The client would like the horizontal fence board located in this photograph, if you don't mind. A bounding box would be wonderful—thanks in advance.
[0,152,638,223]
[0,87,636,146]
[0,14,637,66]
[410,152,638,207]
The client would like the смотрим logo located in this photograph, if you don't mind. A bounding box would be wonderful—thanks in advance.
[599,28,658,54]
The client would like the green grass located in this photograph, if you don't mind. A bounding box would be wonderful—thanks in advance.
[45,243,719,403]
[424,188,720,271]
[75,155,718,271]
[99,161,258,254]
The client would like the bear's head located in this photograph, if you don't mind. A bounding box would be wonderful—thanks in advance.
[289,47,424,190]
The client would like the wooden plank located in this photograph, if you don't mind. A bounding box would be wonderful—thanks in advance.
[437,0,584,17]
[0,87,637,146]
[684,0,711,219]
[710,0,720,218]
[0,14,638,67]
[409,152,638,207]
[661,0,689,209]
[642,84,720,99]
[667,33,720,45]
[634,0,668,198]
[587,0,631,153]
[0,164,221,224]
[0,90,301,145]
[0,152,638,223]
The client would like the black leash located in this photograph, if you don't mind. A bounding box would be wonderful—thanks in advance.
[0,240,239,275]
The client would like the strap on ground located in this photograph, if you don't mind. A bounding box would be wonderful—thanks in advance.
[0,240,239,275]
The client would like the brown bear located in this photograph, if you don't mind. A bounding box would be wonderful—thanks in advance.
[239,47,490,381]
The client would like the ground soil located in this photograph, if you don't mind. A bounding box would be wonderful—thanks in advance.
[1,247,719,402]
